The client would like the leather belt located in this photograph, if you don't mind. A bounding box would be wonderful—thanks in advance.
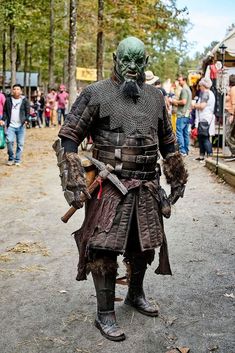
[93,148,157,165]
[94,143,158,155]
[115,169,157,180]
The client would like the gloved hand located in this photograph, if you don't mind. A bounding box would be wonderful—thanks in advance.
[64,152,91,209]
[168,184,185,205]
[66,185,91,209]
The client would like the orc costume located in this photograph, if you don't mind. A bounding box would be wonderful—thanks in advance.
[56,37,188,341]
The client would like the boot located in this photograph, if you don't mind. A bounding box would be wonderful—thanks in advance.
[91,260,126,342]
[124,257,159,317]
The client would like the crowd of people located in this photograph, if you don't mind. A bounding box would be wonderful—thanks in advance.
[28,84,69,129]
[145,70,220,162]
[1,69,235,167]
[0,83,70,166]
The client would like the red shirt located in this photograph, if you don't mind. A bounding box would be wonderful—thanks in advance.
[210,64,217,80]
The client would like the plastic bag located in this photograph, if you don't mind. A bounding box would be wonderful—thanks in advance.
[0,126,6,149]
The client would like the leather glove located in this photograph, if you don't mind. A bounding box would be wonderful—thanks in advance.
[66,185,91,209]
[168,184,185,205]
[64,152,91,209]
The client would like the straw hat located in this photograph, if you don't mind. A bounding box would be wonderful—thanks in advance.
[145,70,159,85]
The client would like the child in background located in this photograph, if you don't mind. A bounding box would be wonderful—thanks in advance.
[44,104,51,127]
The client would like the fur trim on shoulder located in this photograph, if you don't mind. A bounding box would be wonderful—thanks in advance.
[162,152,188,187]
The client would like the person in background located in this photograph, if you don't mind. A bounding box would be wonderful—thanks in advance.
[172,76,192,156]
[44,103,51,127]
[0,84,30,166]
[0,91,6,120]
[193,77,215,161]
[225,74,235,156]
[46,88,57,127]
[145,71,170,112]
[57,84,69,126]
[168,80,182,133]
[36,91,45,127]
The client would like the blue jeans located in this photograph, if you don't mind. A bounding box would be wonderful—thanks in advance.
[176,117,190,154]
[6,125,25,163]
[57,108,66,125]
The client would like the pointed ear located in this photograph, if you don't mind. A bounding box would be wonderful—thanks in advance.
[145,56,149,66]
[113,53,117,63]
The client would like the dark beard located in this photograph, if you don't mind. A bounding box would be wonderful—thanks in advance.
[113,67,145,103]
[120,80,141,102]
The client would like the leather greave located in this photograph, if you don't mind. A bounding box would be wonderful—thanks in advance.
[89,256,118,312]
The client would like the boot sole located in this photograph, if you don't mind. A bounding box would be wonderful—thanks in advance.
[95,320,126,342]
[124,300,159,317]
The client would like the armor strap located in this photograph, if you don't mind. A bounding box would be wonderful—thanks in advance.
[94,143,158,155]
[93,148,158,165]
[115,169,156,180]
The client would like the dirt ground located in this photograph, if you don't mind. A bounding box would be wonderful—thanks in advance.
[0,128,234,353]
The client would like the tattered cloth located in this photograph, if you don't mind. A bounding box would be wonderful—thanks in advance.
[73,178,172,281]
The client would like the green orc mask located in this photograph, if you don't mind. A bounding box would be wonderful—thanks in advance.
[113,37,148,101]
[113,36,148,83]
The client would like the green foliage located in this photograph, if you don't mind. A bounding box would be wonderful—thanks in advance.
[0,0,205,86]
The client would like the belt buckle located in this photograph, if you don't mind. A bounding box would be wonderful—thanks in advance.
[136,155,147,164]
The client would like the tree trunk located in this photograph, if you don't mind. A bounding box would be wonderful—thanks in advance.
[16,43,21,71]
[2,31,6,93]
[96,0,104,81]
[10,24,16,87]
[24,40,28,96]
[63,58,68,86]
[68,0,78,109]
[28,44,32,101]
[63,0,69,87]
[49,0,55,88]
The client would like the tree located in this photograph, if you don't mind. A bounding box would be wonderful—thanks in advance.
[96,0,104,81]
[49,0,55,88]
[68,0,78,108]
[0,0,193,88]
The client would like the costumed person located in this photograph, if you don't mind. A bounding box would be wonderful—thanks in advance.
[53,36,188,342]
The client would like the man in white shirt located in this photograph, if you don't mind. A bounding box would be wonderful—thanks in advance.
[0,84,30,166]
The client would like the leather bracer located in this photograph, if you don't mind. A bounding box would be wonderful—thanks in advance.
[53,139,87,208]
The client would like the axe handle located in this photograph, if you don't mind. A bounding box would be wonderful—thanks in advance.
[61,176,102,223]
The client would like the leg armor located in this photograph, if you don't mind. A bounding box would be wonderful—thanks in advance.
[88,252,125,342]
[124,251,159,317]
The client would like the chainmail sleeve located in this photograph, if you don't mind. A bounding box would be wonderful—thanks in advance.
[58,88,99,146]
[158,104,176,158]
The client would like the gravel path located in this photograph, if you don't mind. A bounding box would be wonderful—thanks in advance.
[0,128,234,353]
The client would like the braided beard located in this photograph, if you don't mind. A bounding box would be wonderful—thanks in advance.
[113,67,145,103]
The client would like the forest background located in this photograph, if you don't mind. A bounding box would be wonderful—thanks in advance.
[0,0,229,96]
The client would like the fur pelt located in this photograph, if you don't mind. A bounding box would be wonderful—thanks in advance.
[87,257,118,276]
[64,152,86,189]
[162,152,188,188]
